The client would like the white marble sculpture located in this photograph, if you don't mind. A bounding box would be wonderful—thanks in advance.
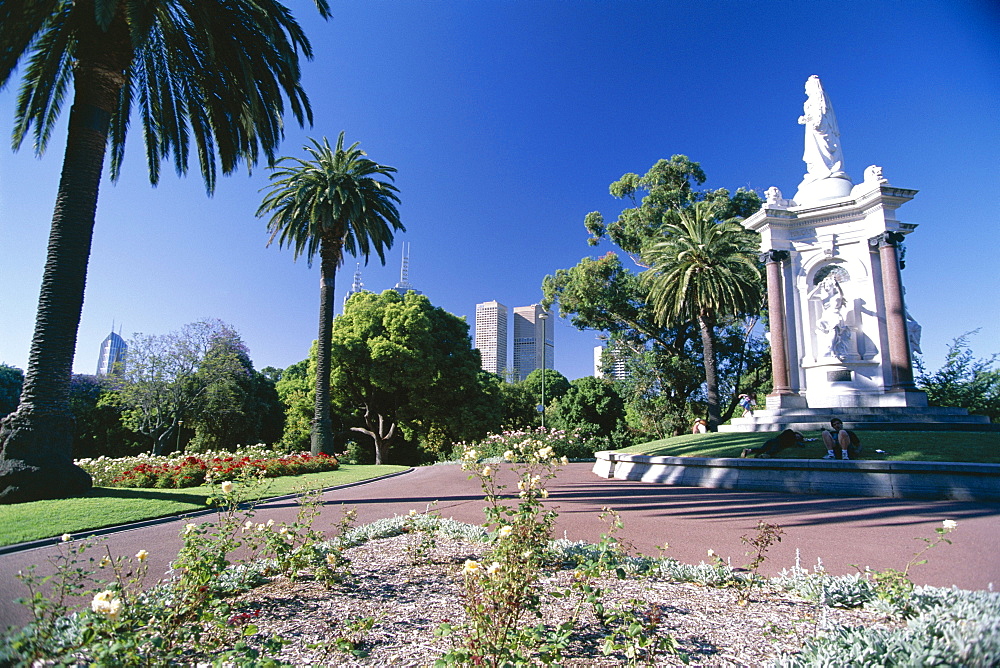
[794,76,852,202]
[811,273,850,359]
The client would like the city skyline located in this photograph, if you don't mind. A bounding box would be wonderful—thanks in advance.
[2,1,996,383]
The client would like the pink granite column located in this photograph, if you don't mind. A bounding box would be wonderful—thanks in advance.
[761,250,793,395]
[871,232,915,389]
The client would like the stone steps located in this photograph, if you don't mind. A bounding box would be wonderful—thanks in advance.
[719,407,996,432]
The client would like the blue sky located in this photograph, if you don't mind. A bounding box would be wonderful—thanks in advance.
[1,0,998,382]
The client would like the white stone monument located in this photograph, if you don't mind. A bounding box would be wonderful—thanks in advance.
[722,76,991,432]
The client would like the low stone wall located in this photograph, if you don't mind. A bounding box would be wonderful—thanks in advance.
[592,452,1000,501]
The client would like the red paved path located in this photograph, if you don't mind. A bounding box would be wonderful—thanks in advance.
[3,463,998,632]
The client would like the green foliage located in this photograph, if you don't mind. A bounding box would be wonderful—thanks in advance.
[114,320,273,455]
[641,201,764,430]
[522,368,571,408]
[549,376,627,444]
[331,290,495,464]
[437,439,564,665]
[494,377,538,430]
[273,353,316,452]
[916,331,1000,423]
[772,587,1000,668]
[544,157,768,438]
[451,428,595,462]
[68,375,143,459]
[258,132,404,457]
[0,363,23,418]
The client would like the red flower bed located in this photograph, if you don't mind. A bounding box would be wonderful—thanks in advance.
[110,453,339,489]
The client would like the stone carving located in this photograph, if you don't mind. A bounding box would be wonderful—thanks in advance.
[863,165,888,186]
[810,270,851,359]
[798,75,848,184]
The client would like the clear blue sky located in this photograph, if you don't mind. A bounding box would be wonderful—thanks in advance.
[1,0,998,382]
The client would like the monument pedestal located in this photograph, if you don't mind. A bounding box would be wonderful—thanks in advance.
[731,77,988,433]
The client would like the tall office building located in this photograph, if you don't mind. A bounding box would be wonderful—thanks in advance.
[96,329,127,376]
[344,263,364,309]
[512,304,553,382]
[594,343,629,380]
[474,301,508,375]
[391,242,422,297]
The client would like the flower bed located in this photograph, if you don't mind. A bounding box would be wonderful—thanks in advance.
[76,447,339,489]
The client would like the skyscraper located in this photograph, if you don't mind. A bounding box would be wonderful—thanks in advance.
[594,343,629,380]
[474,300,508,375]
[391,242,422,297]
[344,263,364,309]
[96,329,127,376]
[512,304,553,381]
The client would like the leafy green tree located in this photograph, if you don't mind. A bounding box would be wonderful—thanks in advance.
[115,320,254,454]
[0,0,329,502]
[274,349,317,452]
[68,375,141,459]
[544,156,767,436]
[0,365,23,419]
[494,377,538,430]
[642,201,763,430]
[917,332,1000,423]
[258,134,404,456]
[330,290,490,464]
[549,376,626,442]
[522,369,571,414]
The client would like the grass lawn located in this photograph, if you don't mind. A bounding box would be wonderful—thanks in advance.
[0,465,409,548]
[618,430,1000,464]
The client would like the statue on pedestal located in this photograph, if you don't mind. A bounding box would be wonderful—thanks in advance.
[794,75,852,202]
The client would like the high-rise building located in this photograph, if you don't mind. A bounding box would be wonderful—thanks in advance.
[594,343,629,380]
[96,328,127,376]
[391,242,422,297]
[512,304,553,382]
[344,263,365,309]
[474,300,508,375]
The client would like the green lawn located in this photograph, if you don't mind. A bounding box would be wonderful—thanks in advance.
[618,430,1000,464]
[0,465,408,547]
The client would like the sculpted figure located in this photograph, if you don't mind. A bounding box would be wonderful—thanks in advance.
[811,273,850,358]
[798,76,848,184]
[863,164,888,186]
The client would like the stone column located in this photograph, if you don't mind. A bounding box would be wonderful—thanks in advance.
[870,232,915,389]
[761,250,793,395]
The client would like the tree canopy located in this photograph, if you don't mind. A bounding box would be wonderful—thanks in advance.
[543,156,769,436]
[113,320,273,454]
[0,0,328,502]
[258,133,404,456]
[330,290,492,464]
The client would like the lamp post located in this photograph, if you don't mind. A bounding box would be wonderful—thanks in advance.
[538,310,549,430]
[176,420,183,453]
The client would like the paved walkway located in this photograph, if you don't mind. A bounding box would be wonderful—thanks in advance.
[2,463,999,632]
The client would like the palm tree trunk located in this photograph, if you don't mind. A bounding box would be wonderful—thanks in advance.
[698,313,721,431]
[0,22,130,503]
[312,239,340,455]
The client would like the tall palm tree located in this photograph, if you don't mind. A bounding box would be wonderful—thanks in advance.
[0,0,329,503]
[642,201,762,431]
[257,134,403,456]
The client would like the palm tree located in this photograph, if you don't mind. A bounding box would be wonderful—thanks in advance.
[0,0,329,503]
[257,134,403,457]
[642,201,762,431]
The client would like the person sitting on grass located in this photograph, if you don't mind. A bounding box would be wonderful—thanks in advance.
[822,417,861,460]
[740,429,806,459]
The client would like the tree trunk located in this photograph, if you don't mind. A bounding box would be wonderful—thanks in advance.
[0,16,131,503]
[697,313,721,431]
[311,238,340,455]
[350,411,395,465]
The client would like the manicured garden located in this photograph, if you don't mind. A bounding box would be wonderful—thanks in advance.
[2,430,997,666]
